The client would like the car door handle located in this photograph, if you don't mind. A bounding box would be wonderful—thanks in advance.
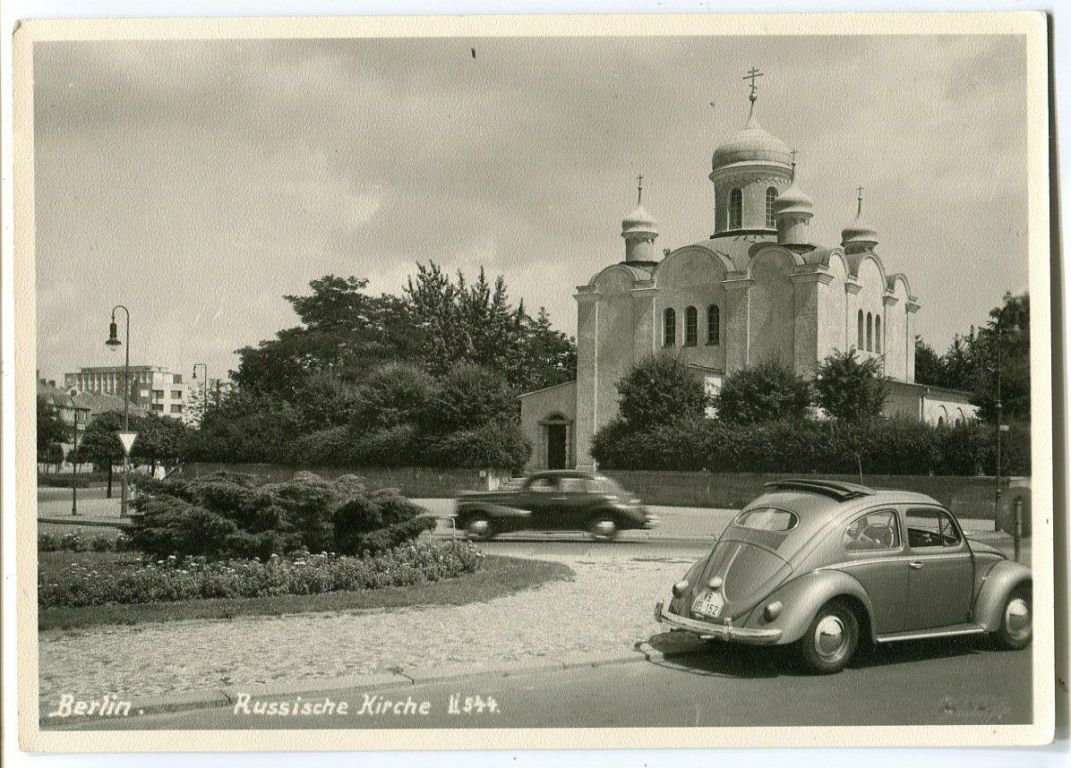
[908,561,924,570]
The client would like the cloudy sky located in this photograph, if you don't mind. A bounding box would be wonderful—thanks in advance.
[34,33,1028,383]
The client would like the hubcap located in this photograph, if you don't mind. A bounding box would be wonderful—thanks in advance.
[468,519,490,536]
[1005,597,1031,641]
[814,615,848,661]
[592,519,616,539]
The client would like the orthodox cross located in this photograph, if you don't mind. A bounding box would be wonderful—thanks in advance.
[790,148,798,180]
[743,66,764,102]
[636,174,644,204]
[856,186,864,216]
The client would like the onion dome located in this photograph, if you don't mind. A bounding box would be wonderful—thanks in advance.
[712,112,792,172]
[841,188,878,251]
[621,202,658,237]
[773,178,814,217]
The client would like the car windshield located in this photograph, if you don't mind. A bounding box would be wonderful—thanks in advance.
[734,507,798,532]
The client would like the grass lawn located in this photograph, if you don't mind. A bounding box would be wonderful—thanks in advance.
[38,550,573,631]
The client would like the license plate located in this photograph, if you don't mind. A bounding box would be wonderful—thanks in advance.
[691,590,724,619]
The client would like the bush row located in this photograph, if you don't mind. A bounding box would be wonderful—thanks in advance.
[282,421,530,472]
[37,472,110,488]
[38,542,483,608]
[38,532,131,553]
[591,417,1031,476]
[130,471,437,561]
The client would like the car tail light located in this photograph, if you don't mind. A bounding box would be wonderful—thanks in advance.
[671,580,689,598]
[763,601,783,621]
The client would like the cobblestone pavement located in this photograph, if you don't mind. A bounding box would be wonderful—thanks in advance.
[38,548,698,711]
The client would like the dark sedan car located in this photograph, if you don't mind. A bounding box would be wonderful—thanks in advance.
[453,470,657,540]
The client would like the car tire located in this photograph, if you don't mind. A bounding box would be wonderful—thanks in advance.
[798,600,859,674]
[588,513,618,542]
[461,513,495,541]
[993,584,1032,650]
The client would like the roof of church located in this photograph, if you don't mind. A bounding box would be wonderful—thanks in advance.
[621,203,658,236]
[712,113,792,171]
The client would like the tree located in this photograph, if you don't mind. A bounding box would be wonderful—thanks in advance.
[970,292,1030,422]
[37,397,69,472]
[418,363,518,435]
[184,390,302,463]
[74,411,125,496]
[349,363,436,433]
[615,354,709,430]
[713,361,812,425]
[232,275,418,398]
[914,336,943,387]
[405,262,577,390]
[813,349,888,422]
[131,414,195,474]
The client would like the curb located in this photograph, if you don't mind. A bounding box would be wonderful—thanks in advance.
[38,516,131,528]
[40,646,668,726]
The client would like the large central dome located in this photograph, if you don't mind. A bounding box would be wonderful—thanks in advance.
[712,114,792,172]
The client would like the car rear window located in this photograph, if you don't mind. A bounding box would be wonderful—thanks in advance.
[733,507,798,532]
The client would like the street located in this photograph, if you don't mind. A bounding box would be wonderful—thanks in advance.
[48,633,1031,729]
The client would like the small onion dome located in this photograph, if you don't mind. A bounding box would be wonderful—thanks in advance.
[773,179,814,218]
[841,213,878,249]
[621,203,659,238]
[712,114,792,171]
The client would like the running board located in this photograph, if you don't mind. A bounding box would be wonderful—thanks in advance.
[874,624,987,643]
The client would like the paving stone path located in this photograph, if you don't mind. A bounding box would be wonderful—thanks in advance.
[38,550,695,711]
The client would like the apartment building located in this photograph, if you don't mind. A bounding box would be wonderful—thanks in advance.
[63,365,187,420]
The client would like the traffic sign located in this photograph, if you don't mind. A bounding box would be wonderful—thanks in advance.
[118,431,138,455]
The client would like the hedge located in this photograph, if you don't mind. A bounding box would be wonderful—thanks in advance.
[591,417,1030,476]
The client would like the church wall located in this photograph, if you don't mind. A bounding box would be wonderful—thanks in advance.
[655,249,729,371]
[817,254,848,361]
[713,172,788,232]
[884,277,910,381]
[591,268,639,464]
[747,249,796,367]
[573,294,599,470]
[519,381,577,471]
[855,258,887,364]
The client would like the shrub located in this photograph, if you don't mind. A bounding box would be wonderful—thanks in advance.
[90,534,113,552]
[347,424,421,467]
[38,533,60,552]
[38,542,483,608]
[418,363,517,434]
[614,354,710,429]
[350,363,436,432]
[128,470,436,560]
[332,488,437,555]
[591,416,1030,477]
[284,426,350,468]
[423,421,531,472]
[814,349,888,421]
[60,532,87,552]
[714,362,812,425]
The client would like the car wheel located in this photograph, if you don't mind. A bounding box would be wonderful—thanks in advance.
[994,584,1032,650]
[798,600,859,674]
[588,514,618,542]
[462,513,495,541]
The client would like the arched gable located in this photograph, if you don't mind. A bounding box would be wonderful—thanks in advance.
[846,251,888,287]
[588,263,647,294]
[886,272,911,299]
[803,245,850,277]
[653,244,734,287]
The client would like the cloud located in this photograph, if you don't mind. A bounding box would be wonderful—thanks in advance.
[34,34,1030,382]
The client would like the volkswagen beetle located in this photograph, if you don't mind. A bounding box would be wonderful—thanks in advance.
[655,479,1032,673]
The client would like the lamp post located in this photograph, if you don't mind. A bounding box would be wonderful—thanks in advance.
[106,305,131,517]
[67,405,90,515]
[192,363,208,426]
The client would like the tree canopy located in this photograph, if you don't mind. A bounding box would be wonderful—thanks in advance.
[713,361,812,425]
[615,354,710,429]
[813,349,888,422]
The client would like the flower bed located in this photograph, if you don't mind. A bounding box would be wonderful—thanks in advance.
[38,542,483,609]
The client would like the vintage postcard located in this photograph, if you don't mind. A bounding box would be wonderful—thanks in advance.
[11,11,1055,753]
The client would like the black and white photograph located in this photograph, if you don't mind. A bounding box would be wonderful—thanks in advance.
[9,11,1056,752]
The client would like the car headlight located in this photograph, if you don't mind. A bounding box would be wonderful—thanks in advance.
[763,601,783,621]
[671,580,689,598]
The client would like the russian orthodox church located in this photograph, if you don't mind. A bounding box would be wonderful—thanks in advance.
[520,71,976,471]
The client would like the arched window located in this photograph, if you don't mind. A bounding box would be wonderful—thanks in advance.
[857,310,864,349]
[707,304,721,346]
[765,186,778,228]
[663,308,676,347]
[684,306,698,346]
[866,312,873,351]
[729,188,743,229]
[875,316,882,354]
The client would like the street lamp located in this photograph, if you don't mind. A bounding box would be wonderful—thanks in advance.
[192,362,208,425]
[65,404,91,515]
[106,305,132,517]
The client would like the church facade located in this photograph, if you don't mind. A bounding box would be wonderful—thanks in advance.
[519,78,976,471]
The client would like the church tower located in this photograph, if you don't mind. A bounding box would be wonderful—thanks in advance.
[774,151,815,248]
[710,68,793,238]
[621,175,659,263]
[841,188,880,254]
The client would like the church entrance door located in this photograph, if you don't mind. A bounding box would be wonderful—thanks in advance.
[547,423,567,469]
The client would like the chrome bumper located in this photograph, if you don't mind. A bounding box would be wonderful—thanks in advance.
[654,601,783,645]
